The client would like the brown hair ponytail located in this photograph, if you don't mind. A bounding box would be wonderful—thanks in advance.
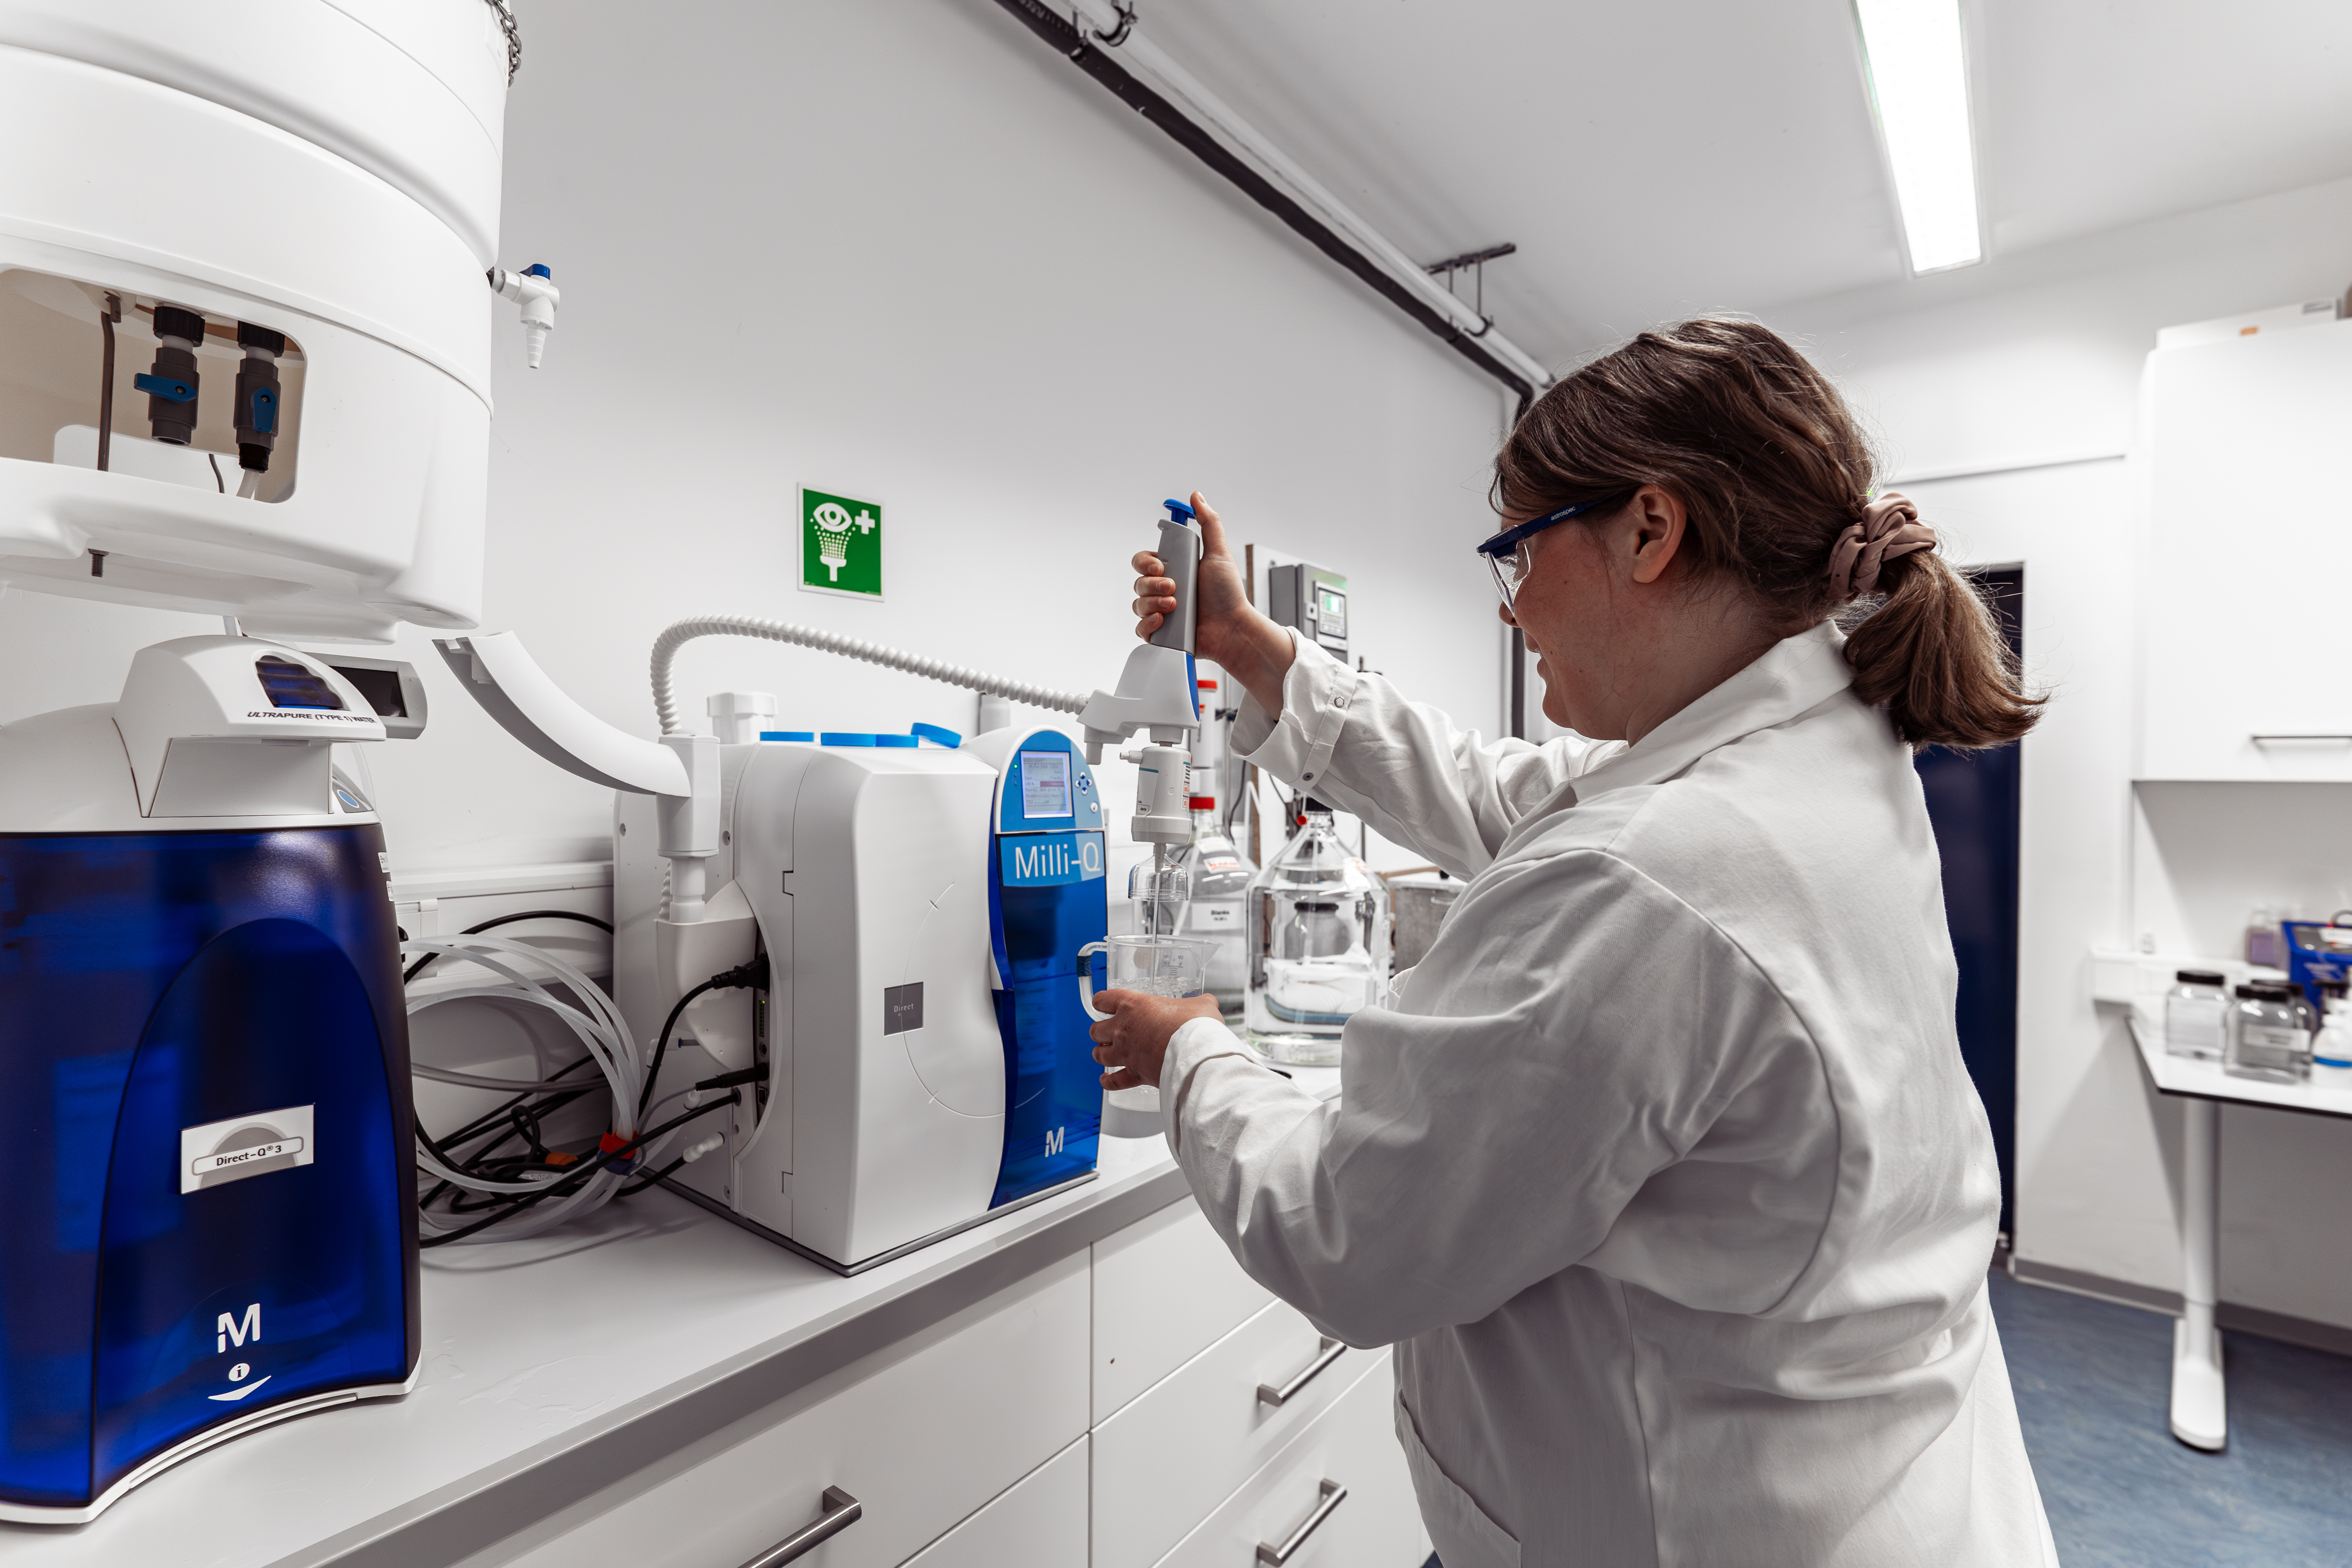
[1492,317,2041,750]
[1843,540,2041,748]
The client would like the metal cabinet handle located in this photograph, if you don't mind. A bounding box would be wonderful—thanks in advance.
[1256,1479,1347,1564]
[736,1486,862,1568]
[1257,1337,1345,1407]
[2251,734,2352,744]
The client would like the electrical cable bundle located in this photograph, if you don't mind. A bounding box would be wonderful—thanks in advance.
[404,911,746,1247]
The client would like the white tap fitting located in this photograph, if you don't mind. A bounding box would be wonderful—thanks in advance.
[681,1132,727,1164]
[489,263,561,368]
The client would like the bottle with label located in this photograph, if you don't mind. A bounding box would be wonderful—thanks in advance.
[1169,793,1253,1016]
[2246,906,2287,969]
[1243,800,1390,1066]
[2225,981,2311,1084]
[2163,969,2229,1061]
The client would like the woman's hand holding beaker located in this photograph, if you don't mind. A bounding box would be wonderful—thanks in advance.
[1090,987,1222,1091]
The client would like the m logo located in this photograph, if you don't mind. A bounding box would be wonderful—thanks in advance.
[1044,1126,1065,1157]
[217,1302,260,1354]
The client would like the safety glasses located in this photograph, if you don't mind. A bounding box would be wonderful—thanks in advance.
[1475,490,1636,613]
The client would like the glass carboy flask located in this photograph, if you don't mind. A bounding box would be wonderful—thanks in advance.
[1243,800,1390,1066]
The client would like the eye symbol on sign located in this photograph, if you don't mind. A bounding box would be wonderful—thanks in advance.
[811,501,877,582]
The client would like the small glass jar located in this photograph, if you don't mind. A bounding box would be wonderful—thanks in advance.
[2225,982,2311,1084]
[2163,969,2229,1061]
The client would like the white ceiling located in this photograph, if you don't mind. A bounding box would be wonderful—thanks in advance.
[1131,0,2352,370]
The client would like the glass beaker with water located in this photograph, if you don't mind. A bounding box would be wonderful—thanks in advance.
[1243,800,1390,1067]
[1078,934,1219,1014]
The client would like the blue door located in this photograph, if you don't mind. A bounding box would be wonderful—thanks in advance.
[1914,566,2024,1245]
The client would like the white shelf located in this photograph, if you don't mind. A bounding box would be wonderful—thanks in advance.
[2125,1010,2352,1119]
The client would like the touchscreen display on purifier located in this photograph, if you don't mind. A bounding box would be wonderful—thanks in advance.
[1020,751,1071,817]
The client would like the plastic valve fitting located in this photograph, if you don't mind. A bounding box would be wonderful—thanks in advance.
[142,304,207,446]
[233,321,287,474]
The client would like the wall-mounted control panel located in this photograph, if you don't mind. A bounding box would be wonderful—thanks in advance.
[1267,561,1348,661]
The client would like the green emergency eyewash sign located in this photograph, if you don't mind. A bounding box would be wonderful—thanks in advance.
[800,486,882,599]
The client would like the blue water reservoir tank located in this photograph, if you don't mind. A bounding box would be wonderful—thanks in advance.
[0,642,417,1522]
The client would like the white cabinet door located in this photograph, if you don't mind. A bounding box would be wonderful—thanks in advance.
[2141,320,2352,781]
[1156,1357,1427,1568]
[1093,1300,1376,1568]
[1093,1198,1273,1423]
[492,1254,1089,1568]
[901,1436,1087,1568]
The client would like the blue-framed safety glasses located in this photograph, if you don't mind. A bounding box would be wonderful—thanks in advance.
[1476,490,1635,613]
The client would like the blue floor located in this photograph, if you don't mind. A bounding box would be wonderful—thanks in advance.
[1989,1269,2352,1566]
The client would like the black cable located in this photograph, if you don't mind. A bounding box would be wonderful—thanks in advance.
[509,1102,550,1162]
[417,1063,603,1212]
[638,953,770,1120]
[639,979,719,1122]
[403,908,614,983]
[615,1156,688,1199]
[423,1086,602,1197]
[436,1063,596,1152]
[420,1094,738,1246]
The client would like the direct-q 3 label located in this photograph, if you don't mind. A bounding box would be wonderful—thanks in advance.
[181,1104,315,1194]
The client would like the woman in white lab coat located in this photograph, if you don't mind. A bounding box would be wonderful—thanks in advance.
[1090,319,2059,1567]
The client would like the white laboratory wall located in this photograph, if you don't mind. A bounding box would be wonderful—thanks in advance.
[0,0,1506,868]
[1777,173,2352,1330]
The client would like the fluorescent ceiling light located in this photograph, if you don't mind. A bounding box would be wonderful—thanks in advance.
[1854,0,1982,273]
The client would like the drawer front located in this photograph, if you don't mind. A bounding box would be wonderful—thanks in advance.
[498,1254,1090,1568]
[1157,1357,1427,1568]
[1093,1199,1273,1422]
[902,1436,1088,1568]
[1093,1300,1374,1568]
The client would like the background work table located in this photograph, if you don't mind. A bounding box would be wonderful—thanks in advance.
[0,1074,1427,1568]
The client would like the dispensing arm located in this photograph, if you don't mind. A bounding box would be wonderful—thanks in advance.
[432,632,720,916]
[1077,498,1204,848]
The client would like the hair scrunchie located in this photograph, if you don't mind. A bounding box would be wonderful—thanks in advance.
[1828,491,1937,600]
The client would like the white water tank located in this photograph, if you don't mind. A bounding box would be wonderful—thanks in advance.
[0,1,514,641]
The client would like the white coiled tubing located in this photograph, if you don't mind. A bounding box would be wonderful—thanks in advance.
[648,614,1088,735]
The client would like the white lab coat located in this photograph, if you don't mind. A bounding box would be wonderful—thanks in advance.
[1160,622,2057,1568]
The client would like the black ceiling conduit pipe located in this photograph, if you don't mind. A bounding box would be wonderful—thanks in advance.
[988,0,1536,418]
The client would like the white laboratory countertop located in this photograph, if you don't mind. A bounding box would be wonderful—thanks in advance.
[1,1049,1339,1568]
[2126,1009,2352,1119]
